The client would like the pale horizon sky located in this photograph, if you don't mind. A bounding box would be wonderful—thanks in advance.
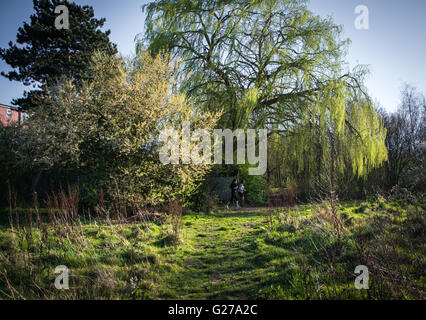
[0,0,425,113]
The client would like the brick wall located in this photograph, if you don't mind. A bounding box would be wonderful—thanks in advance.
[0,104,23,127]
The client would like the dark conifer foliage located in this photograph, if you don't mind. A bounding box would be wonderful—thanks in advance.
[0,0,117,110]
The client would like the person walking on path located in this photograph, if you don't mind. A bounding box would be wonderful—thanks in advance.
[237,180,245,207]
[226,179,239,209]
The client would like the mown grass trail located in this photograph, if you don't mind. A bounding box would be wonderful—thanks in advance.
[159,209,288,299]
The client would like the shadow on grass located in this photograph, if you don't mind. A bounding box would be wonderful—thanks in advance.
[158,211,294,299]
[187,209,268,219]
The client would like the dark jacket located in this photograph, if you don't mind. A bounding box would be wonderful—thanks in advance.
[230,181,238,194]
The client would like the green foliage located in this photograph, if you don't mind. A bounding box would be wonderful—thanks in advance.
[267,86,388,198]
[16,51,220,207]
[142,0,388,196]
[0,127,16,204]
[0,0,117,110]
[142,0,355,130]
[238,164,267,205]
[0,126,35,205]
[189,187,220,214]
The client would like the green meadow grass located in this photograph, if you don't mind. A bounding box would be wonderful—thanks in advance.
[0,199,424,299]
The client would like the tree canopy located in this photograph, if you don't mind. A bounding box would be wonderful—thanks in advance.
[141,0,387,178]
[0,0,117,110]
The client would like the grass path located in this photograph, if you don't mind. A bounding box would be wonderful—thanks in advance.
[153,209,292,299]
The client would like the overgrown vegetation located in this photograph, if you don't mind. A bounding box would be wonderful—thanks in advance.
[0,188,423,299]
[3,51,219,208]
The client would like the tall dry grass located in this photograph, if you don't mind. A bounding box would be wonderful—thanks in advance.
[0,184,179,299]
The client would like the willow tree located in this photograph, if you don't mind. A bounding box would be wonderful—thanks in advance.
[141,0,387,186]
[268,88,387,198]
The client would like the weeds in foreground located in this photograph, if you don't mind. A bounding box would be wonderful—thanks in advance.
[0,185,181,299]
[166,200,183,245]
[0,186,424,300]
[262,190,425,300]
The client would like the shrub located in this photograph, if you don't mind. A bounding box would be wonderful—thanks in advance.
[238,165,267,205]
[15,51,220,208]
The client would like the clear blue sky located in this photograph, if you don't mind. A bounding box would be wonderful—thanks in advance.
[1,0,425,112]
